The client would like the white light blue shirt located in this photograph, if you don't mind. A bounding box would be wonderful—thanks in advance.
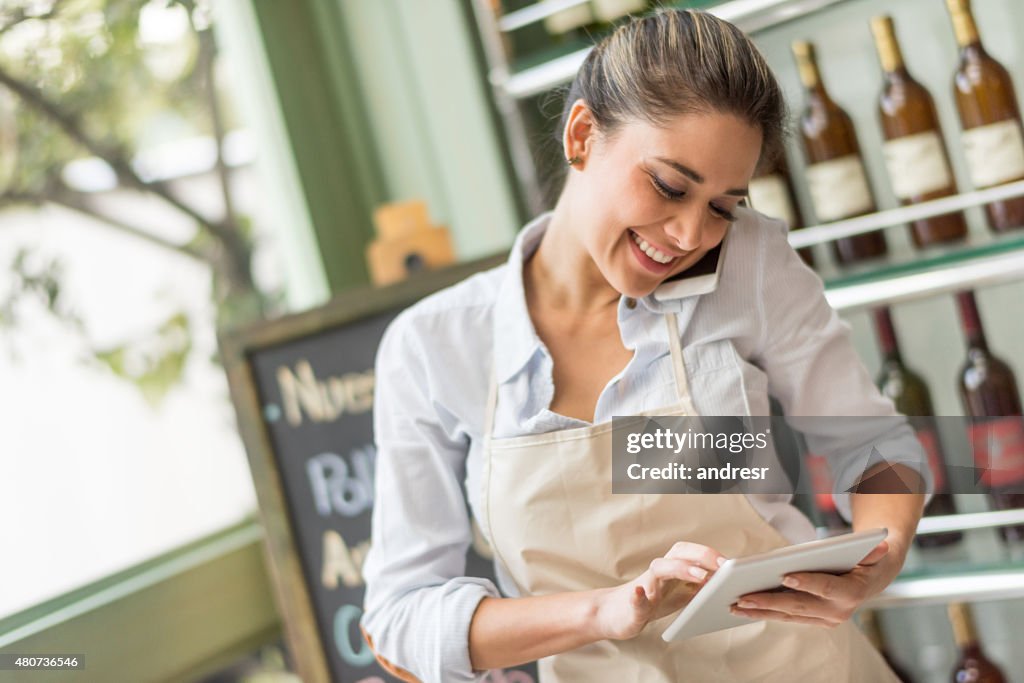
[360,207,929,683]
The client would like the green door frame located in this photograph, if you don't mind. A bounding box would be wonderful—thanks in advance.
[248,0,387,291]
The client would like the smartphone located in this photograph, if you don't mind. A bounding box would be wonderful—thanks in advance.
[651,225,731,302]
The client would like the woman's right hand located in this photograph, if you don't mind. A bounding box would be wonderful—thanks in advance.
[592,542,727,641]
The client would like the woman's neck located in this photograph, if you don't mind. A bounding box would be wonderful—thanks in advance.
[523,207,623,318]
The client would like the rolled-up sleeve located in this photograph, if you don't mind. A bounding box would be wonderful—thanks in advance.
[751,217,932,521]
[360,312,500,683]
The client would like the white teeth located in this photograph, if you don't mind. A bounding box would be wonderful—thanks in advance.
[631,231,674,264]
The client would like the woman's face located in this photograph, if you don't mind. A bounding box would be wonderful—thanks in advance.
[565,106,763,299]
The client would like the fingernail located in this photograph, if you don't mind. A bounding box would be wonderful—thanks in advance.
[738,600,757,609]
[783,576,799,588]
[717,557,727,567]
[689,566,708,580]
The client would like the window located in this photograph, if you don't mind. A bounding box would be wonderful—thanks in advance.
[0,0,282,619]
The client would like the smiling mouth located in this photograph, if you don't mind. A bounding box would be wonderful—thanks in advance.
[629,229,684,267]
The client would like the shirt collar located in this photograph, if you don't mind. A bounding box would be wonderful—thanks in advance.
[492,212,548,385]
[491,211,720,383]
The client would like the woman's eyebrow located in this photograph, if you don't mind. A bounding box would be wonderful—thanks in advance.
[652,156,748,196]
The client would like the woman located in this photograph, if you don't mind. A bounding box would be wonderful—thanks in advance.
[360,9,927,683]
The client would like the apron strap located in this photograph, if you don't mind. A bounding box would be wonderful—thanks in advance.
[483,362,498,442]
[665,312,693,404]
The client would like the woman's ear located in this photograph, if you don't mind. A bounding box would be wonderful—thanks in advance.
[563,99,596,168]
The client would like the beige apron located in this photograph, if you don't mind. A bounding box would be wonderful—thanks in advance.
[479,312,898,682]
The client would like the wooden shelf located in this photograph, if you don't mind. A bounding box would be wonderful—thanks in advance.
[823,247,1024,312]
[916,509,1024,535]
[872,568,1024,608]
[801,181,1024,312]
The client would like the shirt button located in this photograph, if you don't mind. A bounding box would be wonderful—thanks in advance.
[625,297,637,309]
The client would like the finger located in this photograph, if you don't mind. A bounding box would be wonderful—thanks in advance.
[858,540,889,566]
[641,573,659,602]
[632,584,649,609]
[730,605,840,628]
[735,591,842,621]
[664,542,728,572]
[649,557,710,584]
[779,571,845,600]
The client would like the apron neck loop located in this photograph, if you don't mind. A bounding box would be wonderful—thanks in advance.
[483,363,499,442]
[665,312,691,401]
[485,312,693,439]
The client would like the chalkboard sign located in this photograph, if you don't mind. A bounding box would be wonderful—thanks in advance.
[221,254,539,683]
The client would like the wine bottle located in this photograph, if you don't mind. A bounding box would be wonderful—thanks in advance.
[804,453,849,532]
[871,15,968,248]
[948,602,1008,683]
[946,0,1024,232]
[872,307,962,549]
[770,398,822,525]
[955,291,1024,543]
[792,40,887,265]
[859,609,915,683]
[749,156,815,267]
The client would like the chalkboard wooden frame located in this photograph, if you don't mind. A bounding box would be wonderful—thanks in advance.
[220,253,508,683]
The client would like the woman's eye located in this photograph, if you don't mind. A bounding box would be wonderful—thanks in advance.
[649,173,737,222]
[711,204,738,223]
[651,175,685,200]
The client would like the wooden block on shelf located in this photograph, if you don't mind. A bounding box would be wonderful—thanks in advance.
[372,200,431,240]
[366,226,456,286]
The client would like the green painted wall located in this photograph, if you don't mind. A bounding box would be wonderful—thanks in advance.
[337,0,522,260]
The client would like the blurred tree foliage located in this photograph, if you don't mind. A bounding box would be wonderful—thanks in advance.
[0,0,273,405]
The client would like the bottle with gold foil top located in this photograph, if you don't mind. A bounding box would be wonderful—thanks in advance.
[858,609,915,683]
[749,155,815,268]
[946,0,1024,232]
[948,603,1008,683]
[871,15,967,248]
[792,40,887,265]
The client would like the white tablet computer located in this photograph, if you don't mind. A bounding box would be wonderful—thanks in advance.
[661,527,887,642]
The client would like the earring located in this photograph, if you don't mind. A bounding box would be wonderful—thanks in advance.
[567,155,582,166]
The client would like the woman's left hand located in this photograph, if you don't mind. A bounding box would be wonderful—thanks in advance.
[729,537,905,628]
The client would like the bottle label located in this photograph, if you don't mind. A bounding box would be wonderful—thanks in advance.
[806,154,874,222]
[591,0,647,22]
[749,174,797,227]
[544,5,593,34]
[916,427,946,492]
[968,416,1024,487]
[883,131,954,199]
[806,452,836,511]
[962,119,1024,189]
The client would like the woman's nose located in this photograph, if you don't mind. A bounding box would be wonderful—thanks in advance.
[664,215,704,252]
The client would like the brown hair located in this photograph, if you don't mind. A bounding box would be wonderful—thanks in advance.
[556,8,788,170]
